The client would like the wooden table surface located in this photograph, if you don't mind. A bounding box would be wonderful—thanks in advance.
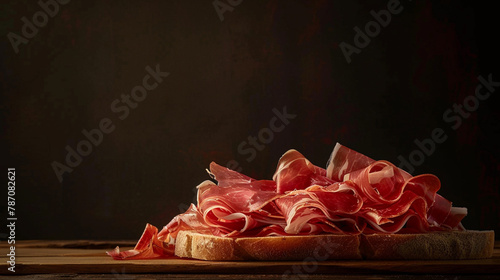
[2,240,500,279]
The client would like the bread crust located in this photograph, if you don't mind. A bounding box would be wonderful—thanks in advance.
[361,230,495,260]
[175,230,494,261]
[176,232,361,261]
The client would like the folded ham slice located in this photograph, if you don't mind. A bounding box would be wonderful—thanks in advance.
[108,143,467,260]
[273,149,335,193]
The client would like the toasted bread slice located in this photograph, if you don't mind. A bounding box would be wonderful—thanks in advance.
[361,230,495,260]
[175,230,494,261]
[175,231,362,261]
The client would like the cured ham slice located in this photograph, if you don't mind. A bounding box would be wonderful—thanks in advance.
[198,163,283,235]
[427,193,453,226]
[158,203,211,242]
[202,164,278,212]
[345,161,408,204]
[274,182,362,234]
[362,209,430,234]
[273,149,335,194]
[207,162,255,188]
[326,143,376,182]
[109,142,468,260]
[107,223,171,260]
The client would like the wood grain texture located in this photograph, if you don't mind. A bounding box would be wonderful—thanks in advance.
[5,274,500,280]
[1,240,500,276]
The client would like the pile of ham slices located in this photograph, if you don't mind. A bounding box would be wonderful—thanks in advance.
[108,143,467,260]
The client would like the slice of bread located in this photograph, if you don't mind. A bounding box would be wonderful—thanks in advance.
[175,231,362,260]
[361,230,495,260]
[174,230,494,261]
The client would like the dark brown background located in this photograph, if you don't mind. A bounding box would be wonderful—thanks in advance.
[1,0,498,240]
